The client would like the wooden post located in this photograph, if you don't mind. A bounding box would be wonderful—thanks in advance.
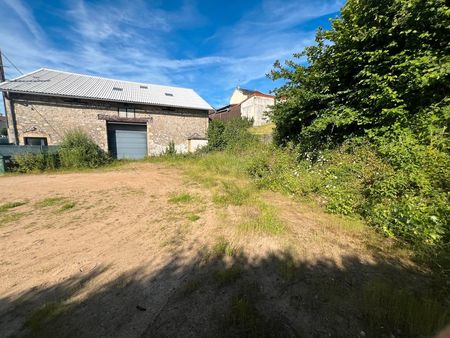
[0,49,5,82]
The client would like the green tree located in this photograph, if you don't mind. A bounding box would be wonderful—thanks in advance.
[269,0,450,152]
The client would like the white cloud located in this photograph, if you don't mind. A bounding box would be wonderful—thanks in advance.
[0,0,343,112]
[2,0,45,41]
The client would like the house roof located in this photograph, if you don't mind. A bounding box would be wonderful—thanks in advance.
[237,87,275,99]
[0,68,213,111]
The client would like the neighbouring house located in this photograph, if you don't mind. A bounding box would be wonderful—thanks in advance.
[0,68,212,159]
[211,87,275,126]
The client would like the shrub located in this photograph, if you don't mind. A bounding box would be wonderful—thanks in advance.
[207,119,226,151]
[13,152,59,173]
[207,118,256,151]
[59,129,110,168]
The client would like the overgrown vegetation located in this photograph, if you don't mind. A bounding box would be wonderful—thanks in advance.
[10,129,111,172]
[207,118,256,151]
[13,152,59,173]
[59,129,111,168]
[266,0,449,262]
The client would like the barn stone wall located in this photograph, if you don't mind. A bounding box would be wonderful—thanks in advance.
[4,93,208,155]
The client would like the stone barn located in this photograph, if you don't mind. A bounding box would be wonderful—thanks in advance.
[0,68,211,159]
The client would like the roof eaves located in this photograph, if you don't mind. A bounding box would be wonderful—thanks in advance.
[0,89,210,111]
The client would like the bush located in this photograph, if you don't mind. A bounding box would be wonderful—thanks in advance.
[13,152,59,173]
[59,129,110,168]
[207,120,226,151]
[207,118,256,151]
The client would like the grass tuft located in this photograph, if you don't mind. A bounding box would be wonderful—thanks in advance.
[168,192,193,204]
[0,201,27,212]
[212,237,235,258]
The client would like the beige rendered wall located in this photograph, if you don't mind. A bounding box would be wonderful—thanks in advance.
[241,96,274,126]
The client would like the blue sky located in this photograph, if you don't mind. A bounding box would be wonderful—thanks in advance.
[0,0,343,113]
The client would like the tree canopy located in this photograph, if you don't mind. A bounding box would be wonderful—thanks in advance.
[270,0,450,152]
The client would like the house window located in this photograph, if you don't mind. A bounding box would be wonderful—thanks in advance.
[24,137,47,146]
[118,108,136,118]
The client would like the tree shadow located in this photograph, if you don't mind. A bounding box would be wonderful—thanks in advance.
[1,247,448,338]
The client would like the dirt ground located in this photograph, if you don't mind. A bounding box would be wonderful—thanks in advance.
[0,163,428,337]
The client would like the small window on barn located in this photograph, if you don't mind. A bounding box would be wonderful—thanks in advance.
[112,87,123,91]
[24,137,47,146]
[165,93,173,97]
[140,85,148,89]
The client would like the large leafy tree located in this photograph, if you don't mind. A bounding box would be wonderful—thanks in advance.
[269,0,450,151]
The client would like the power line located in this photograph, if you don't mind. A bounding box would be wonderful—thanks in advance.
[1,51,24,76]
[0,51,62,138]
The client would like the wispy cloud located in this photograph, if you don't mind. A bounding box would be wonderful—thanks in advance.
[0,0,343,109]
[2,0,45,41]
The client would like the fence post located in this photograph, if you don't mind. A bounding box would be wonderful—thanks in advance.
[0,156,5,174]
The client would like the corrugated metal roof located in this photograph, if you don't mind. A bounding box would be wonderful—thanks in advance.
[0,68,213,110]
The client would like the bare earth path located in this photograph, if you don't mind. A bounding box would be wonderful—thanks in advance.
[0,163,424,337]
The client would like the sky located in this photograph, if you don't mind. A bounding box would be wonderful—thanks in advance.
[0,0,343,114]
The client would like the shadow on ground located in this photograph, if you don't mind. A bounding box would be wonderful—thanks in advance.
[1,246,447,338]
